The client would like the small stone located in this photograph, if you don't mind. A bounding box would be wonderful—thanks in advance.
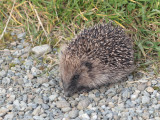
[142,111,149,119]
[17,32,26,39]
[79,113,90,119]
[77,98,90,110]
[31,67,41,76]
[142,96,150,104]
[6,104,13,110]
[32,44,52,57]
[4,113,14,119]
[0,70,6,77]
[131,90,140,101]
[32,106,41,116]
[108,102,115,108]
[56,100,70,108]
[0,59,3,64]
[43,96,49,103]
[2,77,10,84]
[122,89,130,99]
[91,113,97,120]
[88,93,95,98]
[0,88,6,95]
[8,95,16,102]
[42,83,49,87]
[24,59,32,67]
[155,117,160,120]
[49,94,58,101]
[13,100,20,110]
[37,77,48,84]
[34,97,43,104]
[137,83,147,91]
[28,103,38,109]
[33,116,44,120]
[131,95,137,101]
[42,104,49,110]
[17,44,23,49]
[3,49,11,57]
[70,100,78,107]
[10,42,17,46]
[12,58,20,64]
[107,113,113,119]
[0,107,9,117]
[118,103,124,110]
[146,87,154,93]
[152,80,157,85]
[16,78,24,85]
[20,101,27,111]
[27,73,34,79]
[23,94,28,102]
[62,107,71,112]
[69,109,79,119]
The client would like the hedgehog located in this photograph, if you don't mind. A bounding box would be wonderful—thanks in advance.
[59,21,135,97]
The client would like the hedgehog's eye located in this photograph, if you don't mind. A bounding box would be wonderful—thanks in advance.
[83,61,92,71]
[71,74,80,82]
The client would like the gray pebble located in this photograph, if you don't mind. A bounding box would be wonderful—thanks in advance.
[122,89,131,99]
[2,77,11,84]
[4,112,14,119]
[108,102,115,108]
[13,100,20,110]
[0,88,6,95]
[17,44,23,49]
[137,83,147,91]
[42,104,50,110]
[43,96,49,103]
[32,44,52,57]
[69,109,79,119]
[61,107,71,112]
[8,95,16,103]
[146,87,154,93]
[142,96,150,104]
[32,106,41,116]
[0,70,7,77]
[17,32,26,39]
[28,103,38,109]
[33,116,44,120]
[56,100,70,108]
[79,113,90,119]
[77,98,90,110]
[49,94,58,101]
[37,77,48,84]
[0,59,3,64]
[12,58,20,64]
[0,107,9,117]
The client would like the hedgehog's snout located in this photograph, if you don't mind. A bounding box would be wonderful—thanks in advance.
[64,87,77,97]
[64,91,71,97]
[63,82,77,97]
[63,85,71,97]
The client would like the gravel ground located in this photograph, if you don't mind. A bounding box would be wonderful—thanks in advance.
[0,33,160,120]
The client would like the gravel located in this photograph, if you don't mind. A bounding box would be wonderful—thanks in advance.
[0,33,160,120]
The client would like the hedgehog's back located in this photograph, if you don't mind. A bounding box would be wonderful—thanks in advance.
[66,22,134,69]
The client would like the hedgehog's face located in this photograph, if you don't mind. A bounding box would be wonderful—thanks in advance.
[60,59,93,97]
[59,47,94,97]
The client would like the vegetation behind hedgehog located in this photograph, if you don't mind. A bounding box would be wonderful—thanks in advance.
[59,21,135,97]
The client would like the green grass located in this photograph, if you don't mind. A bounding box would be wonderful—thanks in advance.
[0,0,160,74]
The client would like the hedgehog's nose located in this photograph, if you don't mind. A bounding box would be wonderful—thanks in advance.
[64,91,71,97]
